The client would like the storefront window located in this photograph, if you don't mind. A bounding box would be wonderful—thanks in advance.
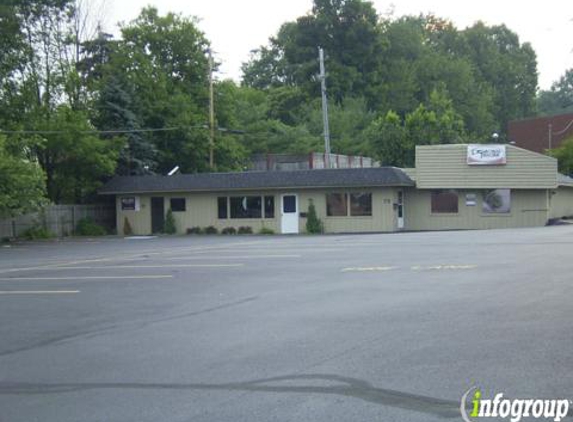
[230,196,262,218]
[326,193,348,216]
[350,193,372,216]
[431,190,459,213]
[483,189,511,213]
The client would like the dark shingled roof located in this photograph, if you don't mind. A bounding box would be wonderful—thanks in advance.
[99,167,414,194]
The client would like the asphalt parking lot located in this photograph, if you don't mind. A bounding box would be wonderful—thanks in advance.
[1,226,573,422]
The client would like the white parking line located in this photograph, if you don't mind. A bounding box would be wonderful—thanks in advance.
[411,265,477,271]
[161,255,300,260]
[0,290,80,295]
[341,266,396,272]
[341,264,478,272]
[22,264,245,270]
[0,240,271,273]
[0,275,174,281]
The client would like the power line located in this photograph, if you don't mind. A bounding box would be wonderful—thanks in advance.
[0,124,331,139]
[0,125,245,135]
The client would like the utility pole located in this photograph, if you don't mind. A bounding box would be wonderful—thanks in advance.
[548,118,573,151]
[318,47,331,169]
[208,49,215,169]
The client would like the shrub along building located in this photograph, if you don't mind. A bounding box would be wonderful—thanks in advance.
[100,144,573,235]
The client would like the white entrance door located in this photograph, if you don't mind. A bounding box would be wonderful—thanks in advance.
[397,190,405,230]
[281,194,299,234]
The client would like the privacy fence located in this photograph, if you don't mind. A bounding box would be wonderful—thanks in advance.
[0,204,116,238]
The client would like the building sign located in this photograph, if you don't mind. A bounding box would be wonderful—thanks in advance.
[467,145,507,165]
[121,196,140,211]
[465,193,477,206]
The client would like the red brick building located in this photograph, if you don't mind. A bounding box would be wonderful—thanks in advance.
[508,112,573,153]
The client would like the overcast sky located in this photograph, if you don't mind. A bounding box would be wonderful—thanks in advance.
[105,0,572,90]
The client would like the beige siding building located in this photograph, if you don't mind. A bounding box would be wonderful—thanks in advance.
[100,144,573,235]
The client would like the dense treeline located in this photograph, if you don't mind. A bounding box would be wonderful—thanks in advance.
[0,0,570,216]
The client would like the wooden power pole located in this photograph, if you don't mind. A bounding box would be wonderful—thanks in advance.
[318,47,331,169]
[208,50,215,169]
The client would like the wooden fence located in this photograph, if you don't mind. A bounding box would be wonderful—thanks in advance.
[0,204,116,238]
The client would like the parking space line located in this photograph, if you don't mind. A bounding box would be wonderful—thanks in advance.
[340,264,478,272]
[411,265,477,271]
[0,290,80,295]
[0,275,174,281]
[27,264,245,270]
[161,255,300,260]
[0,241,272,273]
[341,266,396,272]
[187,248,345,255]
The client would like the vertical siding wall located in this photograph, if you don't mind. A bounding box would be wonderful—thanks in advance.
[415,144,558,189]
[116,195,152,235]
[298,188,397,233]
[404,189,549,231]
[117,191,281,235]
[549,187,573,219]
[116,188,399,235]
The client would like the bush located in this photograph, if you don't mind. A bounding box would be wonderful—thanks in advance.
[259,227,275,235]
[123,217,133,236]
[75,217,107,236]
[21,225,52,240]
[238,226,253,234]
[186,226,203,235]
[164,209,176,234]
[204,226,218,234]
[306,201,324,234]
[221,227,237,235]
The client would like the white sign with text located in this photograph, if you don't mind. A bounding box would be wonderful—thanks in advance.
[467,144,507,165]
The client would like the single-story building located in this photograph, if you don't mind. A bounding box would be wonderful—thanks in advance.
[99,144,573,235]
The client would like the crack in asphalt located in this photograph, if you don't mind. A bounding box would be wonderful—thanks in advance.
[0,296,259,357]
[0,374,461,418]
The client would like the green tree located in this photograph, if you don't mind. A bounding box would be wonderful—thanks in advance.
[31,106,123,203]
[405,88,466,148]
[537,69,573,116]
[164,208,176,234]
[548,137,573,175]
[0,0,123,204]
[459,22,538,128]
[366,89,465,167]
[115,7,212,173]
[242,0,387,106]
[304,97,375,155]
[0,135,46,217]
[93,73,156,175]
[306,200,323,233]
[364,111,411,167]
